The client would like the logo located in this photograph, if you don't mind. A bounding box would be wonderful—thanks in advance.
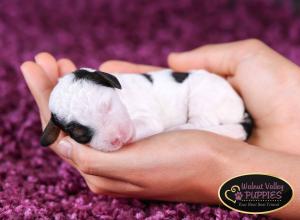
[218,174,293,214]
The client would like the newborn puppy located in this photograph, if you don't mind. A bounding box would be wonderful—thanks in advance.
[41,68,252,151]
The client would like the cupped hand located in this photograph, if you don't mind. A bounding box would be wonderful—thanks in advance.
[20,53,229,202]
[168,39,300,155]
[20,41,300,218]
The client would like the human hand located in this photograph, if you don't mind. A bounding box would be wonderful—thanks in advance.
[168,39,300,155]
[20,41,300,218]
[92,41,300,218]
[20,54,226,201]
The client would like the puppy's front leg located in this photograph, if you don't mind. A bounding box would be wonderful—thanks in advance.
[132,117,164,141]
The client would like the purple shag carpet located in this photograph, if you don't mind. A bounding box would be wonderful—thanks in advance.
[1,0,299,219]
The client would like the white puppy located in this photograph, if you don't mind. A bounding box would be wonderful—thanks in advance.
[40,68,252,151]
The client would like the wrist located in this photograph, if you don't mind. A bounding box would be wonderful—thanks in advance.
[226,144,300,218]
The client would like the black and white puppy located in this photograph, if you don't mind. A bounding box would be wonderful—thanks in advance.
[41,68,252,151]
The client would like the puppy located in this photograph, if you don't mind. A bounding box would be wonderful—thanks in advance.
[41,68,252,151]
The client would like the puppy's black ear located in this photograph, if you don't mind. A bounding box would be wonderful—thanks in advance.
[95,71,122,89]
[74,69,122,89]
[40,117,61,147]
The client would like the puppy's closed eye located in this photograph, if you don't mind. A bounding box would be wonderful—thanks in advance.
[66,122,94,144]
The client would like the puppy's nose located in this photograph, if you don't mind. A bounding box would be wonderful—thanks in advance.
[110,138,122,146]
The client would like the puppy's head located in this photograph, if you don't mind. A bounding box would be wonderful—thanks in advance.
[40,68,134,151]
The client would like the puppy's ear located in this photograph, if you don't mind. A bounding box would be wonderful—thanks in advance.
[74,69,122,89]
[40,117,61,147]
[95,71,122,89]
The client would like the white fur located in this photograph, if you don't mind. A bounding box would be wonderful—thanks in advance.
[49,68,246,151]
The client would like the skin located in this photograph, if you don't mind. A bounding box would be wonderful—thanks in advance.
[20,39,300,219]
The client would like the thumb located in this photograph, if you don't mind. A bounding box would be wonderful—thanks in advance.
[167,46,236,76]
[167,39,267,75]
[55,137,100,174]
[55,137,97,169]
[56,137,73,159]
[54,137,128,177]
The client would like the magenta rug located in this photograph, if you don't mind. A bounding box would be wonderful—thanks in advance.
[1,0,299,219]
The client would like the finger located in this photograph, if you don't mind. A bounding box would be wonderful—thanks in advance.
[50,138,142,195]
[167,39,268,76]
[45,130,86,170]
[34,52,58,84]
[99,60,162,73]
[85,180,118,196]
[20,61,53,122]
[53,137,134,181]
[57,58,77,76]
[84,174,142,195]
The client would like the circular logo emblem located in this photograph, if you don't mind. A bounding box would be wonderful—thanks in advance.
[218,173,293,214]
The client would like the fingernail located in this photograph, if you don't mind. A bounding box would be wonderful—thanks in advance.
[58,139,72,158]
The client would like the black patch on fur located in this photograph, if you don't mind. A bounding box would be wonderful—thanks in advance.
[52,113,94,144]
[171,72,189,83]
[141,73,153,83]
[241,112,254,139]
[51,113,68,132]
[73,69,122,89]
[66,122,94,144]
